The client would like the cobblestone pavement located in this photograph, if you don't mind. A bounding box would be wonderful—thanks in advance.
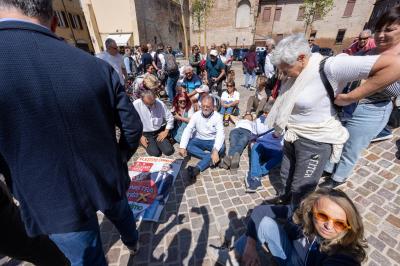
[8,62,400,266]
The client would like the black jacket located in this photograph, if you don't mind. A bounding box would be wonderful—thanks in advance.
[0,21,143,236]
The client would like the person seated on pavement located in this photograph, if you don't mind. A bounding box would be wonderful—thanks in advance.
[133,90,175,157]
[181,66,202,97]
[220,113,254,172]
[191,84,220,111]
[179,95,225,180]
[220,80,240,126]
[246,75,269,117]
[242,104,283,193]
[210,188,367,266]
[265,33,400,210]
[205,49,226,97]
[171,92,194,143]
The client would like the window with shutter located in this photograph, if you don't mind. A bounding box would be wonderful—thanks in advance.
[343,0,356,17]
[262,7,271,22]
[335,29,346,44]
[297,6,305,21]
[274,7,282,21]
[61,11,69,28]
[68,13,76,29]
[76,15,83,30]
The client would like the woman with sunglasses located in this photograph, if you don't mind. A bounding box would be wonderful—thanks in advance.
[210,188,367,266]
[171,92,194,143]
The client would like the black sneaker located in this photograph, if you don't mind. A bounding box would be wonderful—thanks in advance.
[187,166,200,180]
[319,177,345,189]
[263,194,291,205]
[230,152,240,170]
[220,156,231,170]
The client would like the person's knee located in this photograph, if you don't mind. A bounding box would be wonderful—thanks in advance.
[147,147,161,157]
[162,144,175,156]
[258,217,278,239]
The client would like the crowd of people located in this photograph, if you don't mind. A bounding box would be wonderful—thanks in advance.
[1,1,400,266]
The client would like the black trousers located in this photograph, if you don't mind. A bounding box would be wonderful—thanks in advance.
[0,181,69,266]
[143,127,175,157]
[279,138,332,209]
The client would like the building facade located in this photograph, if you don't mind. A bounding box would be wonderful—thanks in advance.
[366,0,400,30]
[190,0,260,49]
[81,0,190,53]
[53,0,94,53]
[255,0,375,53]
[189,0,376,53]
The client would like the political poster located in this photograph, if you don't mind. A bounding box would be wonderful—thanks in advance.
[127,157,183,222]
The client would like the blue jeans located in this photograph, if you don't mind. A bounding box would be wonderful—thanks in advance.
[228,128,251,156]
[245,70,256,87]
[325,101,393,182]
[187,138,225,171]
[166,72,179,102]
[250,144,283,179]
[50,197,138,266]
[220,106,234,116]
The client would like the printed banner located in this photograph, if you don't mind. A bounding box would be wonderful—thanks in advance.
[127,157,183,222]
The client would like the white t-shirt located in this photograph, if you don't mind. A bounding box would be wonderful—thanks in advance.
[235,119,253,132]
[221,91,240,104]
[289,54,379,124]
[96,51,125,84]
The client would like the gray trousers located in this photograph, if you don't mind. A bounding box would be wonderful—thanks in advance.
[279,138,332,209]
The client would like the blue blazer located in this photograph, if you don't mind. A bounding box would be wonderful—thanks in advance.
[0,21,143,236]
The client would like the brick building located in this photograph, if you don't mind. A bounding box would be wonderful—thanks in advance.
[189,0,376,53]
[189,0,259,49]
[53,0,94,53]
[366,0,400,30]
[81,0,190,53]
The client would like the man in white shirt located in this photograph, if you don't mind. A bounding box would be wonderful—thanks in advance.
[133,90,175,157]
[179,96,225,180]
[264,38,276,79]
[96,38,126,84]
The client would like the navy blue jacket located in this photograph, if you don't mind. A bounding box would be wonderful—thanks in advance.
[0,21,143,236]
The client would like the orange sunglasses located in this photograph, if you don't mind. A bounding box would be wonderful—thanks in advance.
[312,209,351,232]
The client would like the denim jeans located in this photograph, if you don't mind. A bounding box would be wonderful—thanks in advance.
[245,70,256,88]
[220,106,234,116]
[228,128,251,157]
[325,101,393,182]
[187,138,225,171]
[50,197,138,266]
[250,144,283,179]
[234,219,304,266]
[166,72,179,102]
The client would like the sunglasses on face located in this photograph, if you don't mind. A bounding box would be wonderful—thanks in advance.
[185,72,192,75]
[313,209,351,232]
[359,37,369,40]
[178,100,187,104]
[227,85,234,88]
[308,39,314,42]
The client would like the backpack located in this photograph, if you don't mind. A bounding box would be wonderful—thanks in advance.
[164,53,179,74]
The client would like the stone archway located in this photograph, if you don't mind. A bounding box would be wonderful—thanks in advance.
[236,0,251,28]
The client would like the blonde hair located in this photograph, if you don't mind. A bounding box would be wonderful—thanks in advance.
[293,188,367,262]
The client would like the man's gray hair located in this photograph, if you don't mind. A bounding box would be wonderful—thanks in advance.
[184,65,193,72]
[265,38,276,47]
[201,95,214,106]
[0,0,53,21]
[141,89,155,98]
[105,38,116,49]
[270,34,312,66]
[360,29,372,37]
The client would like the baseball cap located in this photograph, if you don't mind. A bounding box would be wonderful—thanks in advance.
[209,50,218,57]
[196,85,209,93]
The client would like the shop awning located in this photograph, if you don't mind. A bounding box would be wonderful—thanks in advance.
[106,34,132,46]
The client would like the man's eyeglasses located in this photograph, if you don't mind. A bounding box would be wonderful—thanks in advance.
[313,209,351,232]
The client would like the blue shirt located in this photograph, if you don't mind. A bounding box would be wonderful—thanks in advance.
[182,74,202,93]
[206,58,225,79]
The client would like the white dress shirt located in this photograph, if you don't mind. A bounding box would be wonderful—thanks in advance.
[96,51,125,84]
[264,53,275,79]
[180,111,225,151]
[133,99,174,132]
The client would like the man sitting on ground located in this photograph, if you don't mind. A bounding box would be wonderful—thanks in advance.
[179,96,225,180]
[182,66,202,97]
[134,90,175,157]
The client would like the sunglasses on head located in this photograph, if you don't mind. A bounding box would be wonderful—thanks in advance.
[313,209,351,232]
